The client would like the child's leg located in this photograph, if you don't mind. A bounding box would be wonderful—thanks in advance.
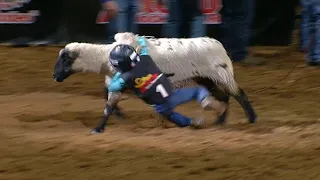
[165,111,192,127]
[156,111,204,128]
[168,86,211,106]
[153,102,203,127]
[153,86,223,128]
[153,90,205,128]
[168,86,225,113]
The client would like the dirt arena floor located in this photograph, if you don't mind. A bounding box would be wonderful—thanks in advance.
[0,45,319,180]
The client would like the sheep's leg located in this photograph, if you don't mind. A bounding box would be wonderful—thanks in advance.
[232,88,257,124]
[90,91,122,134]
[104,88,125,119]
[207,85,230,125]
[213,95,230,125]
[211,86,257,124]
[193,77,230,124]
[104,75,125,119]
[90,105,113,134]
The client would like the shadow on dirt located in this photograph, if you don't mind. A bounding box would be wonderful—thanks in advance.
[15,110,156,129]
[15,110,320,135]
[218,119,320,134]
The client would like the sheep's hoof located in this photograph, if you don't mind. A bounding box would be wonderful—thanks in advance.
[90,127,104,135]
[214,113,227,126]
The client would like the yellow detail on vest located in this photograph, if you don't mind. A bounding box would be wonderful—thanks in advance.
[134,74,152,88]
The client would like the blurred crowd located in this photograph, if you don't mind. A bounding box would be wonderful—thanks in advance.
[300,0,320,66]
[101,0,265,66]
[100,0,319,66]
[4,0,319,66]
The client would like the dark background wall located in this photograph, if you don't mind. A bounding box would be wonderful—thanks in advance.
[0,0,299,45]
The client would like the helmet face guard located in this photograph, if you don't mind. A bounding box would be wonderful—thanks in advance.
[109,58,122,72]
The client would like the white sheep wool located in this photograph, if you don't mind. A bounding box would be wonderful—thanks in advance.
[114,32,238,95]
[64,32,238,95]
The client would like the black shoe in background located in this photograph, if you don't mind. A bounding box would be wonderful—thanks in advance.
[9,37,33,47]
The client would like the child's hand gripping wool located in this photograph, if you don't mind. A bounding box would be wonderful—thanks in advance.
[106,44,227,129]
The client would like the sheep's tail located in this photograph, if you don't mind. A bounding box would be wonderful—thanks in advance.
[213,65,239,96]
[209,42,239,96]
[203,60,239,96]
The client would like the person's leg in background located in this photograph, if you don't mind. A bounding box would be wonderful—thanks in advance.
[101,0,119,43]
[300,0,312,53]
[116,0,129,32]
[220,0,235,58]
[161,0,182,38]
[188,0,206,37]
[221,0,265,66]
[307,0,320,66]
[101,0,117,43]
[103,0,135,43]
[106,18,118,43]
[127,0,138,33]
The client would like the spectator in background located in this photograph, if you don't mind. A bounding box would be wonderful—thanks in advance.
[158,0,206,38]
[101,0,138,43]
[4,0,69,47]
[300,0,320,66]
[220,0,265,66]
[101,0,118,43]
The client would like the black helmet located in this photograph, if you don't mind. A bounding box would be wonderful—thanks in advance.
[109,44,140,73]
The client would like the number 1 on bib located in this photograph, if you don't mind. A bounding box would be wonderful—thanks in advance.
[156,84,169,98]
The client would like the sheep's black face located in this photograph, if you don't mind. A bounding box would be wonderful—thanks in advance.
[53,49,77,82]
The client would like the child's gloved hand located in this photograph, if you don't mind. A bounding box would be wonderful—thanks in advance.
[111,72,121,82]
[138,37,149,55]
[108,72,126,92]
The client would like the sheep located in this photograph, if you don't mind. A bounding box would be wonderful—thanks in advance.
[53,32,257,133]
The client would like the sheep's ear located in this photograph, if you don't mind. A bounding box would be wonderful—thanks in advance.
[115,32,135,44]
[68,50,79,59]
[114,33,122,42]
[122,32,134,39]
[59,48,65,56]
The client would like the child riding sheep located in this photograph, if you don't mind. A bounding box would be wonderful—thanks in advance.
[91,43,227,133]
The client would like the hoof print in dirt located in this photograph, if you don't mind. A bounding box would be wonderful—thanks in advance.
[114,110,125,120]
[90,128,104,135]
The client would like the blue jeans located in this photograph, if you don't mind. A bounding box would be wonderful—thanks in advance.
[220,0,255,61]
[153,86,210,127]
[300,0,320,62]
[106,0,138,43]
[163,0,206,38]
